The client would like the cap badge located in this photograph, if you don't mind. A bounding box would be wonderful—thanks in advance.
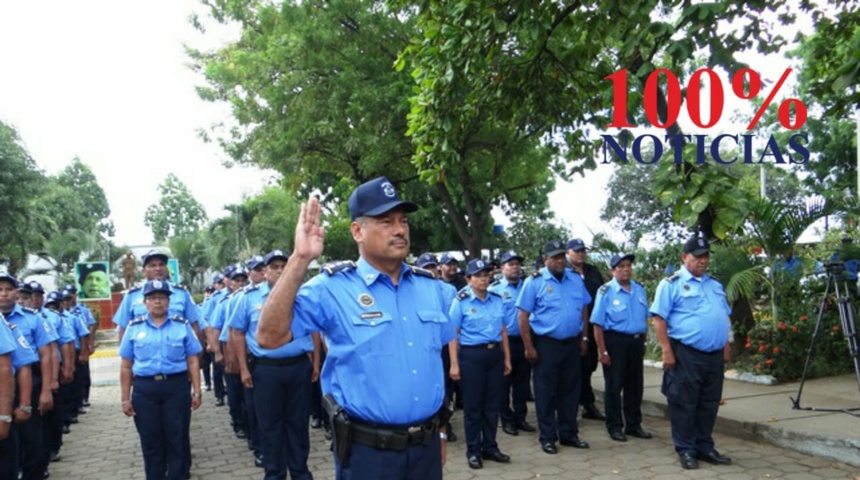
[153,280,163,289]
[381,182,396,198]
[476,260,484,269]
[698,239,705,247]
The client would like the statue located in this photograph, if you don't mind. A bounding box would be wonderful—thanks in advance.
[122,252,137,289]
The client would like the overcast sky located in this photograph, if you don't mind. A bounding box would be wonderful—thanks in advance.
[0,1,812,251]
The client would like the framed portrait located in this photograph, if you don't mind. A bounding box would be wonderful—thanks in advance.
[167,258,180,284]
[75,261,111,300]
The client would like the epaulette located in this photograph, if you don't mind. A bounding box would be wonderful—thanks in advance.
[322,260,357,276]
[409,265,435,279]
[666,272,681,283]
[531,271,541,278]
[488,290,502,297]
[22,306,39,314]
[490,279,501,286]
[126,285,142,294]
[129,316,146,326]
[456,289,470,300]
[172,284,189,291]
[244,283,260,293]
[170,315,189,324]
[598,283,610,295]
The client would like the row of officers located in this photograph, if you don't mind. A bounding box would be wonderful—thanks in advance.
[0,276,96,480]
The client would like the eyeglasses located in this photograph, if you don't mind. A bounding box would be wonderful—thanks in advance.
[146,294,169,302]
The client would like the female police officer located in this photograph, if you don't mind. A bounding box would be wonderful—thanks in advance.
[448,258,512,469]
[118,280,203,480]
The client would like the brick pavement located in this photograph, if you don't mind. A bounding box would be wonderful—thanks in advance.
[47,384,859,479]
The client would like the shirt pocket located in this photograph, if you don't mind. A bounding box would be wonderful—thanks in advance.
[165,331,189,363]
[608,301,628,323]
[349,312,393,349]
[417,309,445,350]
[679,289,703,311]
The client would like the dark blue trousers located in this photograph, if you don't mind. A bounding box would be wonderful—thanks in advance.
[500,337,531,426]
[18,376,45,480]
[212,362,225,400]
[0,423,19,480]
[132,374,190,480]
[225,373,246,433]
[662,340,724,456]
[200,352,213,387]
[43,390,63,470]
[181,380,192,478]
[459,345,504,457]
[65,352,83,426]
[253,358,313,480]
[602,331,645,433]
[80,360,91,404]
[533,335,581,444]
[243,386,261,458]
[334,436,441,480]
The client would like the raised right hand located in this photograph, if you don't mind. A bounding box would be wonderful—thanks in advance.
[293,196,325,261]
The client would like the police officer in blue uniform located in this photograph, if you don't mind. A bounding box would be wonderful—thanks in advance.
[489,250,535,436]
[591,254,653,443]
[256,177,457,480]
[213,266,250,439]
[0,310,39,480]
[516,240,591,455]
[231,249,320,479]
[204,270,230,405]
[651,235,732,470]
[119,280,203,480]
[63,285,96,409]
[448,258,511,470]
[41,291,76,467]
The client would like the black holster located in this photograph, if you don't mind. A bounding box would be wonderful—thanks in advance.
[246,354,256,373]
[323,394,352,465]
[437,398,454,429]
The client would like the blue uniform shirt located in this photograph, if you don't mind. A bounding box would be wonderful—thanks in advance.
[74,303,96,327]
[39,308,76,362]
[1,318,39,374]
[201,288,227,324]
[218,289,247,343]
[650,265,731,353]
[4,304,58,352]
[516,268,592,340]
[63,309,91,350]
[448,286,505,345]
[118,315,203,377]
[229,281,313,358]
[112,282,202,328]
[488,277,524,337]
[590,278,649,335]
[292,258,456,425]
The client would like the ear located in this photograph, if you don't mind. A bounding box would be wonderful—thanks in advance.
[350,221,363,244]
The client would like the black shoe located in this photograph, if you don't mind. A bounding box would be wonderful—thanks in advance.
[77,407,87,414]
[581,404,605,420]
[697,450,732,465]
[204,384,212,391]
[609,431,628,442]
[502,423,518,436]
[446,429,457,443]
[625,426,653,439]
[324,427,333,441]
[560,437,590,449]
[254,455,264,468]
[679,452,699,470]
[62,425,70,434]
[467,454,483,469]
[482,451,510,463]
[42,470,50,479]
[310,417,322,429]
[214,397,225,407]
[541,442,557,455]
[515,421,536,432]
[50,452,61,462]
[69,417,78,424]
[82,400,90,407]
[235,429,248,439]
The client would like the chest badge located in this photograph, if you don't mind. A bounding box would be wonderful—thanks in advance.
[613,299,621,306]
[136,332,146,339]
[546,286,553,293]
[503,291,510,298]
[358,293,375,308]
[683,285,690,291]
[470,308,477,313]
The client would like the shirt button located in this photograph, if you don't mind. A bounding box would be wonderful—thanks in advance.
[408,342,413,347]
[412,369,417,375]
[414,397,419,402]
[403,317,407,321]
[370,322,376,326]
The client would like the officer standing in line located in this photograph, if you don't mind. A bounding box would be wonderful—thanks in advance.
[63,284,96,409]
[41,292,76,467]
[448,258,511,470]
[566,238,606,421]
[256,177,457,479]
[55,291,89,434]
[16,282,33,308]
[590,254,653,443]
[204,271,230,405]
[231,249,320,479]
[489,250,536,436]
[416,252,459,443]
[0,311,38,480]
[650,235,732,470]
[0,318,20,461]
[119,280,203,480]
[211,266,250,439]
[200,285,215,392]
[516,240,591,455]
[440,254,467,291]
[0,274,59,480]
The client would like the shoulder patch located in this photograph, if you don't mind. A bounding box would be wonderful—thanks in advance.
[170,315,189,325]
[488,290,502,297]
[456,289,470,301]
[128,285,143,293]
[321,260,357,276]
[129,316,146,326]
[174,284,188,291]
[531,271,541,278]
[409,265,435,278]
[22,306,39,314]
[490,279,501,286]
[666,272,681,283]
[244,284,260,293]
[598,283,610,295]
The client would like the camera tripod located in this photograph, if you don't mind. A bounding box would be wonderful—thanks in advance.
[790,262,860,416]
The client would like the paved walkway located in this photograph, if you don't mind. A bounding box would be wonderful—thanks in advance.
[45,356,859,479]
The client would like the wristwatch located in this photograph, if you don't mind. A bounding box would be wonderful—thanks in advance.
[582,337,589,342]
[191,392,202,399]
[18,405,33,414]
[601,351,610,356]
[439,432,448,440]
[0,414,11,423]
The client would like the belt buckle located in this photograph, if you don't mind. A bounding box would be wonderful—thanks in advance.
[407,425,422,434]
[487,343,495,349]
[154,374,166,381]
[633,334,641,339]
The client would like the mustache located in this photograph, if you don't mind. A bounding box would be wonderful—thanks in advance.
[388,235,408,245]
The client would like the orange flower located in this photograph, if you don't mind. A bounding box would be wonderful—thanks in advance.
[765,359,774,365]
[745,342,751,349]
[790,326,798,333]
[777,322,787,331]
[755,363,762,370]
[833,325,841,332]
[799,315,808,321]
[772,346,780,354]
[758,345,768,353]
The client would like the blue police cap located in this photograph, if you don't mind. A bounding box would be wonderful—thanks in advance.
[416,253,439,268]
[142,279,172,297]
[610,253,636,269]
[567,238,586,251]
[57,289,73,301]
[439,253,458,265]
[0,271,19,287]
[142,249,169,266]
[229,266,249,280]
[499,250,523,265]
[543,240,566,257]
[533,257,545,270]
[247,255,265,270]
[263,249,289,266]
[222,265,237,278]
[44,291,62,306]
[27,281,45,295]
[212,273,225,284]
[17,281,33,294]
[465,258,492,276]
[204,285,215,293]
[63,283,77,293]
[683,235,710,257]
[347,177,419,221]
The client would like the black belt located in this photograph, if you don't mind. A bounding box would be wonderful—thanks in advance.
[134,372,188,381]
[252,354,306,367]
[535,334,579,345]
[670,338,721,355]
[350,416,439,451]
[460,342,499,350]
[605,331,645,339]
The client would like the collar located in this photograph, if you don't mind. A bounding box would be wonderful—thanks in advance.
[259,281,272,298]
[541,267,573,283]
[356,257,410,286]
[608,277,636,293]
[679,265,709,283]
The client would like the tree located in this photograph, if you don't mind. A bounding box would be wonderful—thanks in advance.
[169,231,210,292]
[0,121,51,272]
[503,209,570,267]
[245,187,301,254]
[144,173,208,243]
[189,0,556,256]
[41,158,115,237]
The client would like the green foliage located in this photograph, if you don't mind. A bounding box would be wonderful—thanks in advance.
[502,209,570,265]
[144,173,208,243]
[42,158,114,237]
[168,231,210,292]
[245,188,301,254]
